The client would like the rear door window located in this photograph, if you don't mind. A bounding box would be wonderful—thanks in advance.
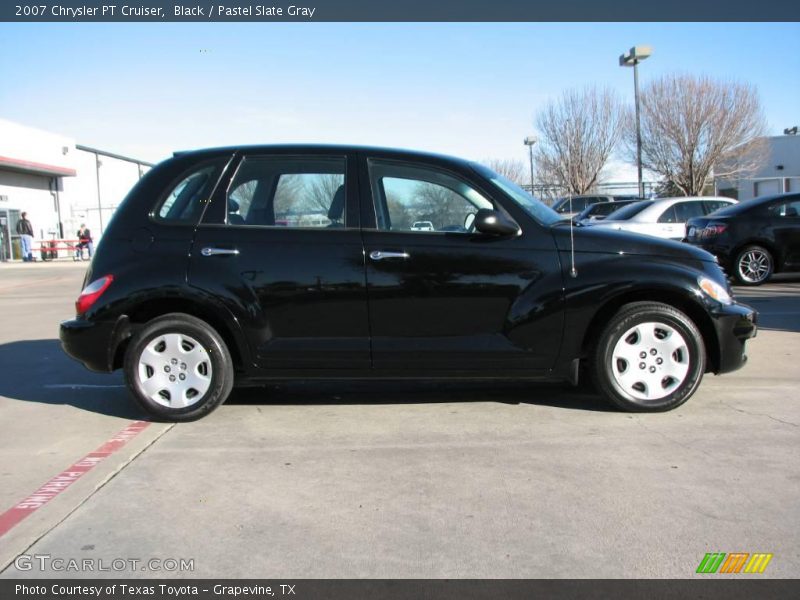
[225,156,348,228]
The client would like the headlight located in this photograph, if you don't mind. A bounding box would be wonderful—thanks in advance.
[698,276,732,305]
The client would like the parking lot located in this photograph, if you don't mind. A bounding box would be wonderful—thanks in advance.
[0,260,797,578]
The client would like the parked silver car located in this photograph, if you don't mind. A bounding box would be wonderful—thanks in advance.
[588,196,736,240]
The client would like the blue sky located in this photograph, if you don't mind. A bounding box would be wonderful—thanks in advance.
[1,22,798,168]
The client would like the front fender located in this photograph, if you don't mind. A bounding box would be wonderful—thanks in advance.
[557,251,718,366]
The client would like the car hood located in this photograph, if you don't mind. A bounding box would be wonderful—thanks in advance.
[550,222,714,262]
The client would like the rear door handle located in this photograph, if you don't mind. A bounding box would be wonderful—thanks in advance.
[201,247,239,257]
[369,250,410,261]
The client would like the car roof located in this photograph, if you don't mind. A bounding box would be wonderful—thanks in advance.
[651,196,735,204]
[173,144,476,169]
[707,191,800,217]
[632,196,735,214]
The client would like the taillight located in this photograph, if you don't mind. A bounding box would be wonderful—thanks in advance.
[76,275,114,315]
[701,223,727,239]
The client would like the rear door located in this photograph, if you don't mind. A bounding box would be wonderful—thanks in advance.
[359,155,563,372]
[187,150,370,372]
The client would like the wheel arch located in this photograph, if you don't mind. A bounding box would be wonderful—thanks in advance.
[580,288,720,373]
[111,296,249,372]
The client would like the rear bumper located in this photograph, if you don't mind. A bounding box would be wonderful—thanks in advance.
[687,241,733,271]
[60,316,130,373]
[710,301,757,374]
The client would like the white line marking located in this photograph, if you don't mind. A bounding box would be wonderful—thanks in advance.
[44,384,126,389]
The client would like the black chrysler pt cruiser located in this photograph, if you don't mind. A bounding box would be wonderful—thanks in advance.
[60,145,757,421]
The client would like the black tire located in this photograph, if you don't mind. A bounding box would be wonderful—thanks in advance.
[733,245,773,286]
[124,313,234,421]
[591,302,706,412]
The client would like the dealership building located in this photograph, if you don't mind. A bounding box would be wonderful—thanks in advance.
[0,119,152,261]
[715,133,800,201]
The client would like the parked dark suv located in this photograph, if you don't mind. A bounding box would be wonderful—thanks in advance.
[60,146,756,421]
[686,193,800,285]
[551,194,641,218]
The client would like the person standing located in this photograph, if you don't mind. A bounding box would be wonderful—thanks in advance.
[16,212,34,262]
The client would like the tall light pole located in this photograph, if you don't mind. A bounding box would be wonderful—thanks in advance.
[524,135,537,195]
[619,45,652,198]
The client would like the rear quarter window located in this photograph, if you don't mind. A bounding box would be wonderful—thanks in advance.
[156,161,224,223]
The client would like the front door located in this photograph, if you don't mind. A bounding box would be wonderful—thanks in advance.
[188,151,370,371]
[359,156,563,372]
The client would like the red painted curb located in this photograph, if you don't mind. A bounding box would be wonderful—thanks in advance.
[0,420,151,538]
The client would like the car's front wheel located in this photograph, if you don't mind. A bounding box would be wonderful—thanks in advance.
[591,302,706,412]
[124,313,234,421]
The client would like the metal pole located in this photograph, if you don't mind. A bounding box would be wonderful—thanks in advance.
[633,59,644,198]
[95,153,104,234]
[528,144,535,195]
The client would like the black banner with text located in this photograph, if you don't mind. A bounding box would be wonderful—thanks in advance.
[4,579,800,600]
[2,0,797,22]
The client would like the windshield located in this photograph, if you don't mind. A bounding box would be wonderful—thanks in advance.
[552,198,572,213]
[591,201,634,216]
[605,200,653,221]
[473,164,561,226]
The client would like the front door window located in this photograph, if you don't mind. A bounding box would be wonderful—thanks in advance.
[368,160,493,234]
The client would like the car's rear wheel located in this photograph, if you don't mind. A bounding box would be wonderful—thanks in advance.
[591,302,706,412]
[124,313,233,421]
[734,245,773,286]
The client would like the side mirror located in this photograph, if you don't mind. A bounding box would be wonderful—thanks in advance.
[473,209,520,237]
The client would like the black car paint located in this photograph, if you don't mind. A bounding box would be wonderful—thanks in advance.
[60,145,757,387]
[686,193,800,274]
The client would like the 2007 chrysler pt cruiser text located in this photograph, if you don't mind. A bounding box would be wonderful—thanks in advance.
[59,145,757,421]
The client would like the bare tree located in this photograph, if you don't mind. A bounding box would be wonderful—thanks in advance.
[534,86,625,195]
[305,173,344,213]
[630,74,767,196]
[482,158,527,185]
[411,182,471,229]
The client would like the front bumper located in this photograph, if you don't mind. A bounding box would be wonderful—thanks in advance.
[60,316,130,373]
[710,301,757,374]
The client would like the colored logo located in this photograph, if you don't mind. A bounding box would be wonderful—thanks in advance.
[696,552,773,574]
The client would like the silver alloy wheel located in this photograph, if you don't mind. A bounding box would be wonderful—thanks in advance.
[737,249,771,284]
[610,322,690,401]
[137,333,212,408]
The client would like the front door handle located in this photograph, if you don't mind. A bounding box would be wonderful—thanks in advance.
[369,250,410,261]
[201,247,240,257]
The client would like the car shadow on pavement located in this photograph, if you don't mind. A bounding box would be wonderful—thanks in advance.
[1,341,613,417]
[0,339,146,420]
[227,380,614,412]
